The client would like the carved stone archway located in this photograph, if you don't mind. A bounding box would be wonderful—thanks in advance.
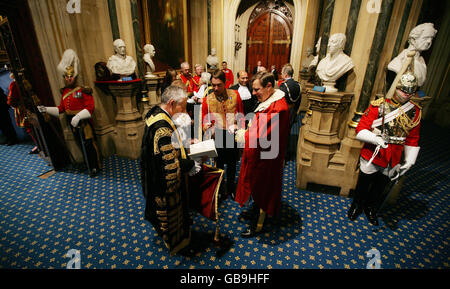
[223,0,307,80]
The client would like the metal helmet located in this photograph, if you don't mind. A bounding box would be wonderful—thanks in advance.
[64,65,75,78]
[397,69,418,94]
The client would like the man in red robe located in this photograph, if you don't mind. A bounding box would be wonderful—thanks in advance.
[179,62,195,96]
[235,71,290,238]
[192,64,203,93]
[222,61,234,89]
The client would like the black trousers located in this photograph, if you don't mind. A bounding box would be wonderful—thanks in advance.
[352,170,391,209]
[67,116,100,171]
[214,128,238,189]
[0,107,18,142]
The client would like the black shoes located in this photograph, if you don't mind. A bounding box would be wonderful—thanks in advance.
[240,227,261,238]
[348,203,379,226]
[347,202,363,221]
[364,207,379,226]
[89,168,99,177]
[239,203,259,221]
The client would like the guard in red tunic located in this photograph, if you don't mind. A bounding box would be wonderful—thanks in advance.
[348,69,422,225]
[222,61,234,89]
[234,72,290,238]
[38,49,100,176]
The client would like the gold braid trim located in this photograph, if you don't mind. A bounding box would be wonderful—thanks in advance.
[397,105,421,133]
[370,97,385,107]
[153,127,173,155]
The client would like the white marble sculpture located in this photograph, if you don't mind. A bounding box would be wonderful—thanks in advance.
[316,33,354,92]
[143,44,156,79]
[206,48,219,69]
[388,23,437,87]
[308,37,321,71]
[302,47,315,71]
[107,39,137,78]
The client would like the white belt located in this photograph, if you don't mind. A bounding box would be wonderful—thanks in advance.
[371,101,415,129]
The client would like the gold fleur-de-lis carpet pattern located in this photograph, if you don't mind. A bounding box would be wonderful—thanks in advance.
[0,121,449,269]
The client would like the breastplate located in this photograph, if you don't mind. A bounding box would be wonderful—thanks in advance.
[377,102,417,145]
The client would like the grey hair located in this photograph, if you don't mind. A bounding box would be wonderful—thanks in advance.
[281,63,294,77]
[161,85,187,104]
[409,23,437,41]
[180,62,190,69]
[200,72,211,84]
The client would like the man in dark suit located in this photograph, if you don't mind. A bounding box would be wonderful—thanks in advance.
[279,64,301,128]
[230,70,257,117]
[252,60,262,75]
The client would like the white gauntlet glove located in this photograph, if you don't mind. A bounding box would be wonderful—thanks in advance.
[37,106,59,117]
[399,145,420,177]
[356,129,388,149]
[71,109,91,127]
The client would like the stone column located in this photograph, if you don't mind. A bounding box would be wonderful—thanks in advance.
[296,89,357,195]
[96,80,144,159]
[142,76,163,118]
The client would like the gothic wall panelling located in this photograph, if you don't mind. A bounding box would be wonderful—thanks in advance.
[27,0,117,158]
[190,0,208,69]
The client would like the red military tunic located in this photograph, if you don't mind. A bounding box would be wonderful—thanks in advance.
[58,86,95,115]
[356,98,421,169]
[179,74,195,94]
[223,69,234,89]
[201,89,244,130]
[235,90,290,216]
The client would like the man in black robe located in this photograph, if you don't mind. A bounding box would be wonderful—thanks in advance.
[140,85,196,256]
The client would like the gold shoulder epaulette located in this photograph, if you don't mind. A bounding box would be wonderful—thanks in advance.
[370,97,385,107]
[409,100,422,110]
[82,86,93,95]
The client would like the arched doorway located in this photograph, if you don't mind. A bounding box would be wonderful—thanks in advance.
[246,2,293,79]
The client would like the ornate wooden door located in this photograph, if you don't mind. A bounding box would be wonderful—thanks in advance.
[247,9,292,79]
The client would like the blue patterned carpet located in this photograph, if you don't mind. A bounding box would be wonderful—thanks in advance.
[0,121,449,269]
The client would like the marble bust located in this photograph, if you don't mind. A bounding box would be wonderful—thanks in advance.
[206,48,219,69]
[302,47,315,71]
[308,37,321,71]
[316,33,354,92]
[107,39,137,77]
[388,23,437,87]
[143,44,156,78]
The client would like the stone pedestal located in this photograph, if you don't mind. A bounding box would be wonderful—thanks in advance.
[95,79,144,159]
[142,76,163,118]
[298,72,313,113]
[296,89,361,196]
